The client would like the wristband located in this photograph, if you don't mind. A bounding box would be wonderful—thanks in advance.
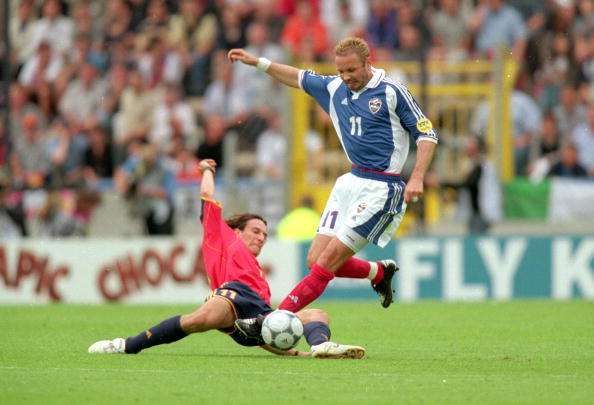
[256,57,271,72]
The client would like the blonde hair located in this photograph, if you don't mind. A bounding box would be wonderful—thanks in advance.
[334,37,370,63]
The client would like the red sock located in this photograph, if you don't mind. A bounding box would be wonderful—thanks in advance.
[278,264,334,312]
[335,257,371,278]
[335,257,384,285]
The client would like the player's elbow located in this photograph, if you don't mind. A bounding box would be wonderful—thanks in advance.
[200,191,213,200]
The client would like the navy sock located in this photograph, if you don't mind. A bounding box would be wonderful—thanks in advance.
[303,321,331,346]
[125,315,187,354]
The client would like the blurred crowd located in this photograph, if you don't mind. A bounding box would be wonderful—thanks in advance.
[1,0,594,238]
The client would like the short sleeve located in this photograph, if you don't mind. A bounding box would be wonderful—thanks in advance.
[299,70,335,113]
[201,198,236,248]
[394,85,439,144]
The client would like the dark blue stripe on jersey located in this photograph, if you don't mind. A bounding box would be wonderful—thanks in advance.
[353,182,397,242]
[351,165,401,182]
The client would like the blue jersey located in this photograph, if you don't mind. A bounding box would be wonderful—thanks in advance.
[298,68,438,174]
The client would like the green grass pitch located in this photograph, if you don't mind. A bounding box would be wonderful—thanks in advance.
[2,300,593,404]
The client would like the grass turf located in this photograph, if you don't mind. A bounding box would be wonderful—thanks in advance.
[1,300,593,404]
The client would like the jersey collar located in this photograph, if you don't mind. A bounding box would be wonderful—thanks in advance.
[350,67,385,98]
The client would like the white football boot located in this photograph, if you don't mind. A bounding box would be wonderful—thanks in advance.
[311,341,366,359]
[88,338,126,354]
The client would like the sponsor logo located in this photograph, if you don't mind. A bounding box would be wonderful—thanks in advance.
[357,202,367,213]
[289,294,299,303]
[369,97,382,114]
[416,118,433,133]
[341,97,348,105]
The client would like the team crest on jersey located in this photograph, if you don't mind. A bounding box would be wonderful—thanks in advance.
[368,97,382,114]
[416,118,433,133]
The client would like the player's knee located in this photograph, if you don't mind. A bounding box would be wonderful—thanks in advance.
[306,251,318,269]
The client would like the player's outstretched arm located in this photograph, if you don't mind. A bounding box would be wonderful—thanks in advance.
[227,49,301,89]
[404,140,436,204]
[199,159,217,199]
[261,344,311,357]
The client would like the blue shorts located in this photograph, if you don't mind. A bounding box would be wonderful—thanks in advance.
[213,281,273,347]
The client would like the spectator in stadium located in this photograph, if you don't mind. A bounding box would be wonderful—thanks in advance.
[58,63,106,133]
[196,114,226,169]
[321,0,369,44]
[252,0,287,40]
[0,181,28,239]
[281,0,330,61]
[38,191,81,237]
[571,102,594,175]
[528,112,562,178]
[137,0,172,41]
[471,71,542,175]
[168,0,218,55]
[547,142,588,178]
[46,117,88,188]
[149,82,200,154]
[393,24,423,63]
[102,0,134,45]
[553,83,588,140]
[9,83,46,138]
[71,0,99,40]
[233,21,288,110]
[170,0,219,97]
[10,112,51,189]
[365,0,398,51]
[434,136,502,234]
[115,143,176,235]
[138,35,185,88]
[255,112,287,180]
[24,0,74,60]
[202,51,250,123]
[468,0,527,61]
[18,41,63,118]
[112,67,159,164]
[9,0,37,66]
[83,125,114,184]
[228,36,435,332]
[276,195,320,241]
[535,32,576,112]
[97,62,130,129]
[429,0,472,61]
[89,159,365,359]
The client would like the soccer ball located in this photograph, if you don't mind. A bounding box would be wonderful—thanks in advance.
[261,310,303,350]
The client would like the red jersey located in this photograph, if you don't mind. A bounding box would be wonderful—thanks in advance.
[200,199,271,304]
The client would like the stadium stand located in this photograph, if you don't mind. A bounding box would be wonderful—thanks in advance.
[2,0,594,239]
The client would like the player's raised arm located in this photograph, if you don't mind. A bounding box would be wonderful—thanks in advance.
[227,48,301,89]
[199,159,217,199]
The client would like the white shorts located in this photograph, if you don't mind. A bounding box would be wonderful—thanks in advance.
[317,171,407,252]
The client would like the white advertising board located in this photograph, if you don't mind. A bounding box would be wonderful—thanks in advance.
[0,238,300,304]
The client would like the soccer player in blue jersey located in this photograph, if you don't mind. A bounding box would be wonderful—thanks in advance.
[228,37,437,333]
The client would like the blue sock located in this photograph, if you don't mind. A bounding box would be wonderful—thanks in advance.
[125,315,187,354]
[303,321,331,346]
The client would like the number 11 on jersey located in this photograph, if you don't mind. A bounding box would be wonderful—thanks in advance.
[349,116,362,136]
